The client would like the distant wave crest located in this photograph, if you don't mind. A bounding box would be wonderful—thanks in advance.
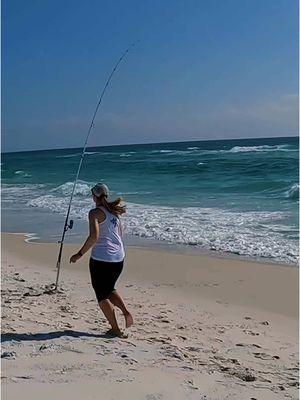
[14,170,31,177]
[55,153,81,158]
[228,144,293,153]
[55,151,102,159]
[145,144,295,156]
[285,183,299,200]
[50,180,93,196]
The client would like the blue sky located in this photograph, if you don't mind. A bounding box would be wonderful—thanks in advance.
[2,0,298,152]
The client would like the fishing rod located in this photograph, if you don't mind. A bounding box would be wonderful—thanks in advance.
[54,42,138,291]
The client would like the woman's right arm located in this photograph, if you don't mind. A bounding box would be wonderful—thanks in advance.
[69,209,104,263]
[78,209,100,254]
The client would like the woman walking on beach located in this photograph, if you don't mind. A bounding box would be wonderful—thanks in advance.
[70,183,133,338]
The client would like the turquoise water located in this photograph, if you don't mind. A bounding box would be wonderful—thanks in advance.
[1,136,299,265]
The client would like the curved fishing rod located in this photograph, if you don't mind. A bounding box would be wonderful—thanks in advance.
[54,42,138,291]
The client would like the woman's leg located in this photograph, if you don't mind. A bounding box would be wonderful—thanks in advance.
[98,299,121,333]
[108,290,133,328]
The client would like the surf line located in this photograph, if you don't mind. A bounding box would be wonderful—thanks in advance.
[54,42,138,291]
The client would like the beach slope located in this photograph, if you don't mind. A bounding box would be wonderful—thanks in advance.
[1,233,299,399]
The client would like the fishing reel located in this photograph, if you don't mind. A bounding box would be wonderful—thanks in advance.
[57,220,73,244]
[66,219,74,231]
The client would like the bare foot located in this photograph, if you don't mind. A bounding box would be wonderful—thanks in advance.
[124,312,133,328]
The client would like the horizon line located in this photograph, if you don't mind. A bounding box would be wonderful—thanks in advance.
[2,135,298,155]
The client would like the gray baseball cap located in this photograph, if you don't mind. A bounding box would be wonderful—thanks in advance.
[91,183,109,197]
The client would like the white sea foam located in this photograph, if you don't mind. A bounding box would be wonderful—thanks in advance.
[24,233,40,243]
[55,153,81,158]
[57,151,102,158]
[1,184,46,201]
[150,150,175,154]
[149,149,196,156]
[14,170,31,177]
[119,151,136,156]
[27,195,91,220]
[2,183,45,190]
[50,180,94,196]
[123,204,298,264]
[147,144,295,156]
[56,151,117,158]
[285,183,299,200]
[25,194,298,264]
[228,144,293,153]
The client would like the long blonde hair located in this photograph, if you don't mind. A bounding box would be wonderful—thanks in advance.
[98,195,126,216]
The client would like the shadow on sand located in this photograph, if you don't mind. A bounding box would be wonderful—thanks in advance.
[1,329,116,343]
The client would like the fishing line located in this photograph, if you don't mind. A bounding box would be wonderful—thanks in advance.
[54,42,138,291]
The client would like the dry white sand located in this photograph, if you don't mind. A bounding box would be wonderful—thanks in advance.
[1,233,299,399]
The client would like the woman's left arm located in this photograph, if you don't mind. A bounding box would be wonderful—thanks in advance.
[70,210,99,263]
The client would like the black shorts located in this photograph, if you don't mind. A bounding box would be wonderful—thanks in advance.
[89,257,124,302]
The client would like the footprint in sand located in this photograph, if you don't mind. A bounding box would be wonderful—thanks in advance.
[60,305,72,313]
[253,352,280,360]
[229,358,240,365]
[243,329,260,336]
[260,321,269,326]
[63,322,73,328]
[181,365,194,371]
[185,346,201,352]
[147,336,171,344]
[13,375,33,381]
[236,343,261,349]
[145,394,163,400]
[13,274,26,282]
[1,351,16,359]
[176,335,187,341]
[212,337,223,343]
[216,300,229,306]
[232,370,256,382]
[287,380,299,387]
[159,319,170,324]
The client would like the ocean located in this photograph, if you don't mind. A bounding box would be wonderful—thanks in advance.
[1,136,299,266]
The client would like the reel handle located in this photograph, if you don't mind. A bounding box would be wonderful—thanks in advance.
[68,220,74,230]
[57,219,74,243]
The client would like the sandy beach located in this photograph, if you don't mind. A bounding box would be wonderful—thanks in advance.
[1,233,299,399]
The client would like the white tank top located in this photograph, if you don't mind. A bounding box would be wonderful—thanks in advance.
[91,206,125,263]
